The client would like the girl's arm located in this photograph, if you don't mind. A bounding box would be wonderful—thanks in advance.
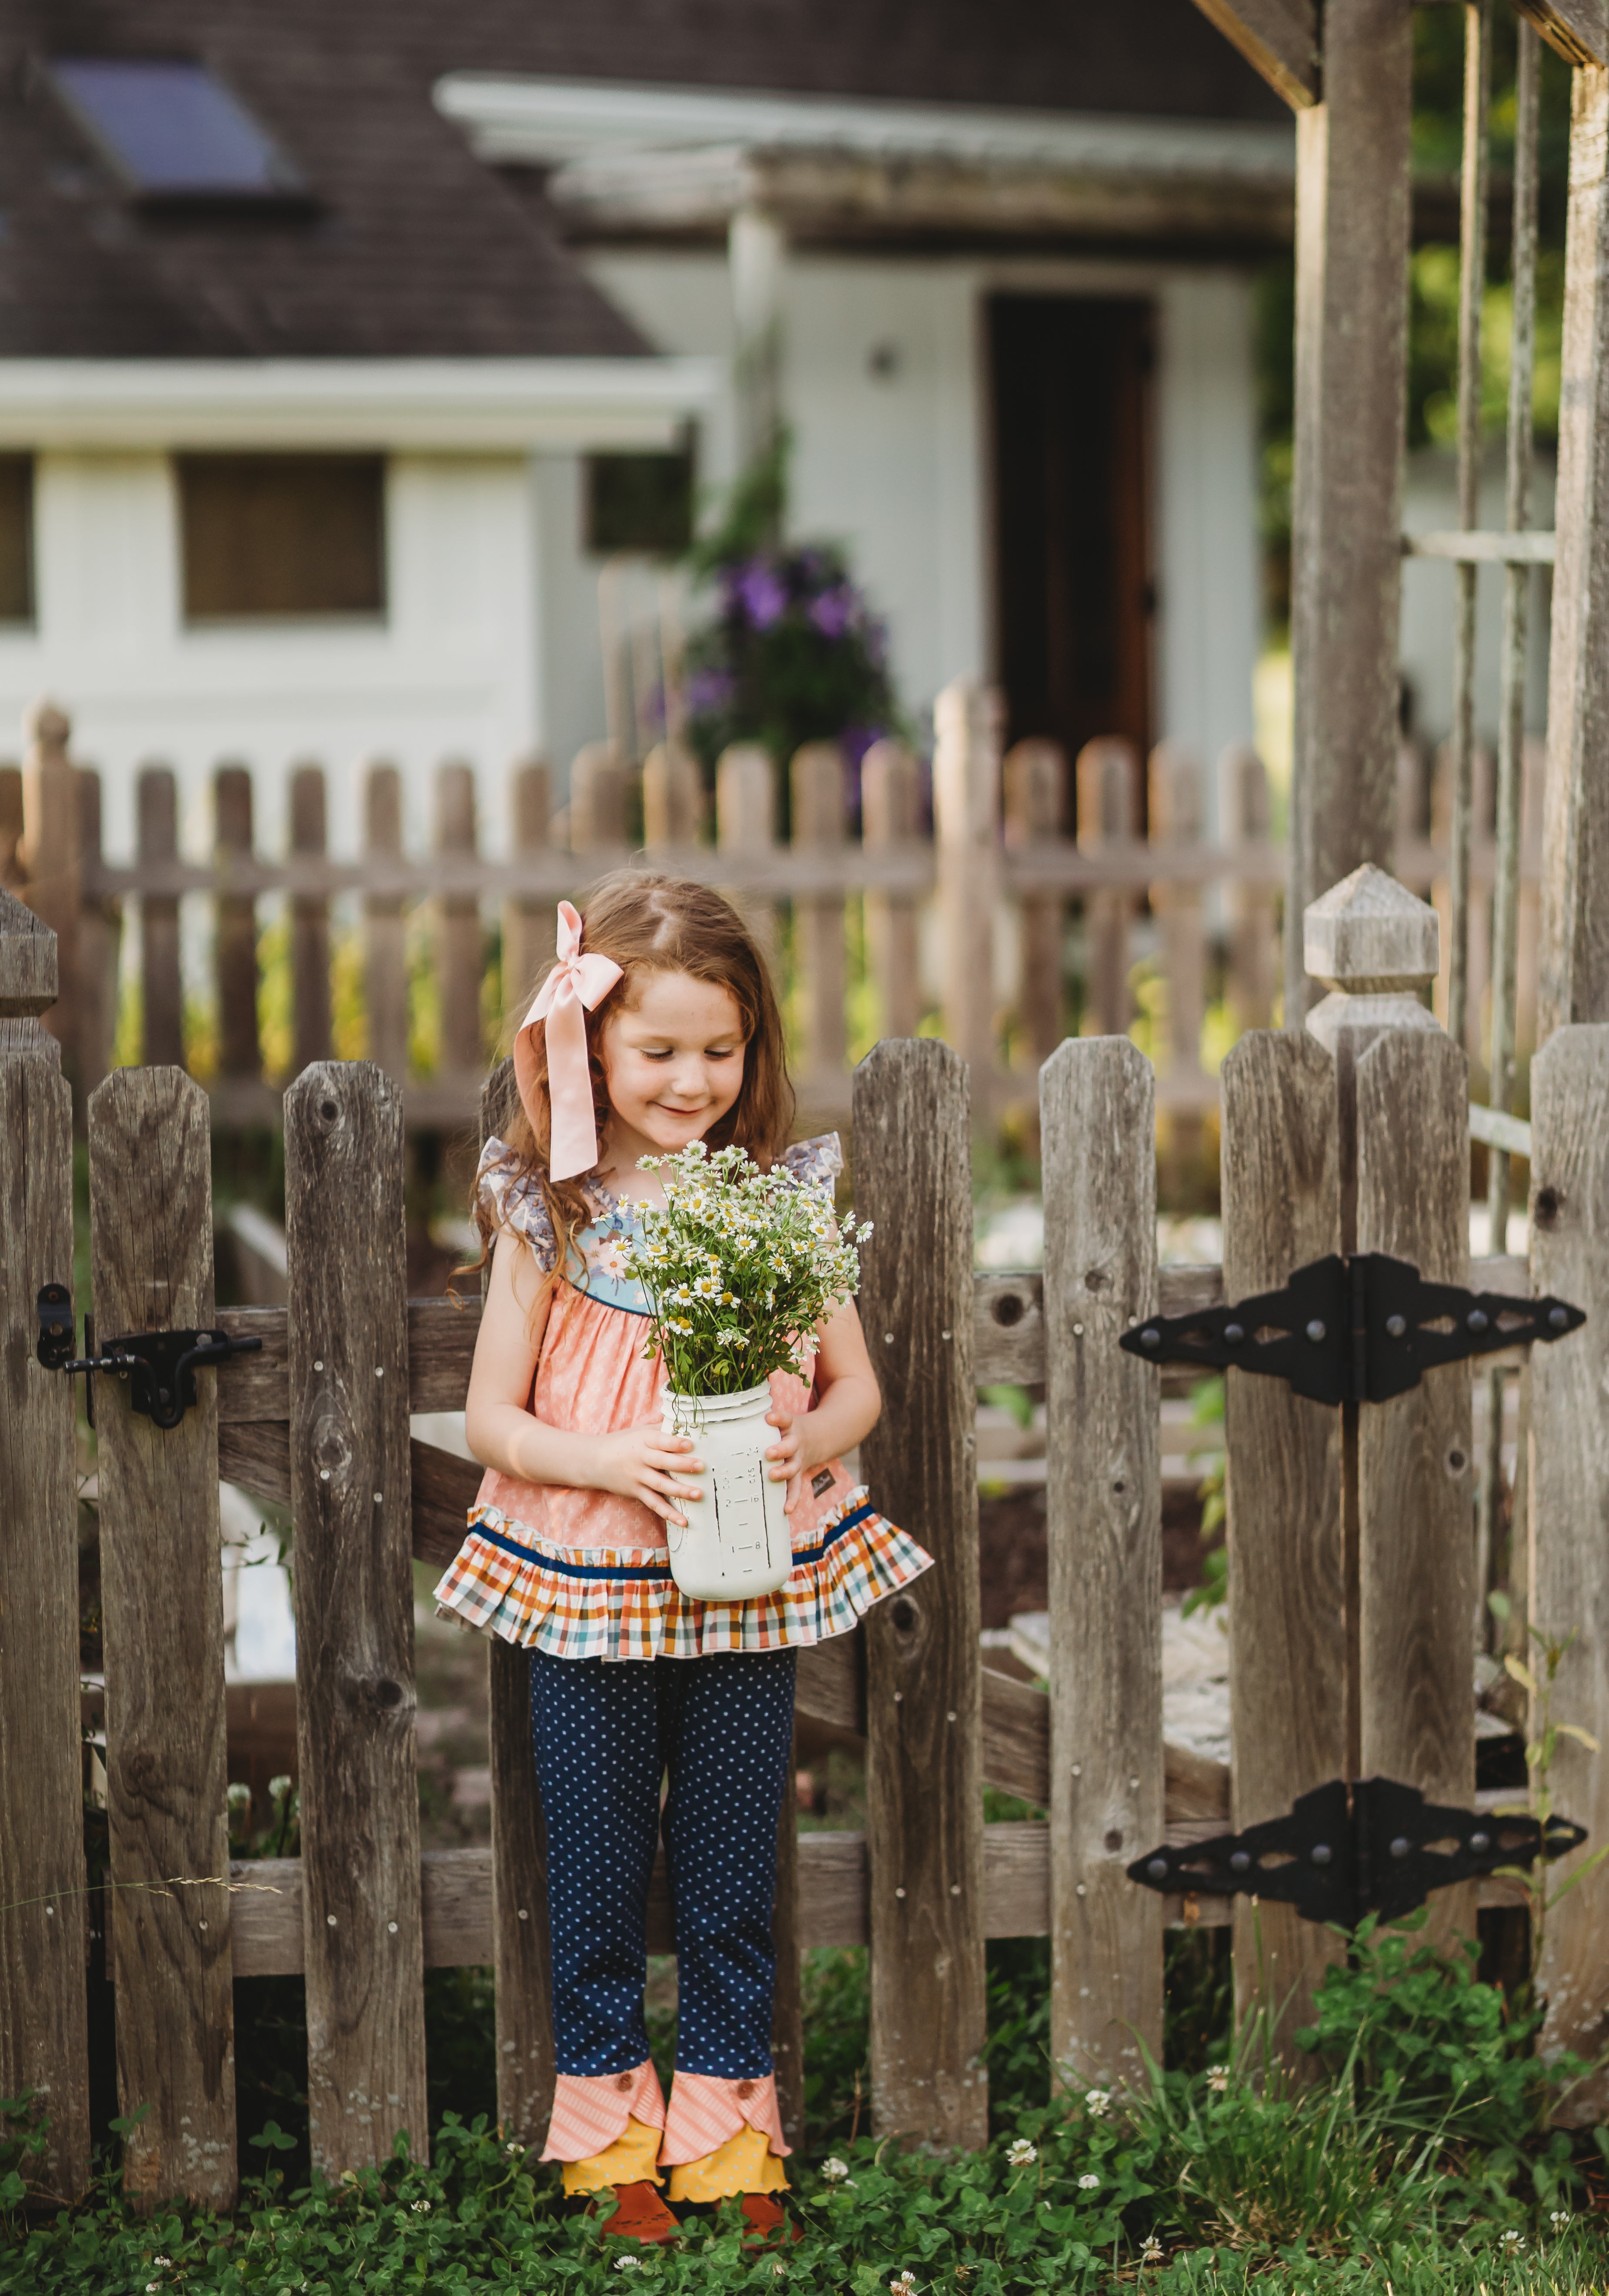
[764,1297,881,1514]
[465,1232,706,1526]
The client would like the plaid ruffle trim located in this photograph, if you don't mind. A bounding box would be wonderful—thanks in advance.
[431,1484,932,1661]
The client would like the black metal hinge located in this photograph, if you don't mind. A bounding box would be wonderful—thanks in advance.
[1119,1252,1585,1407]
[36,1282,260,1432]
[1129,1775,1586,1930]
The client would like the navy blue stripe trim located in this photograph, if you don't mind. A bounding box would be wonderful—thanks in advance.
[471,1498,878,1582]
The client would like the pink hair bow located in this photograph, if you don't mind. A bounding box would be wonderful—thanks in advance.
[513,901,623,1183]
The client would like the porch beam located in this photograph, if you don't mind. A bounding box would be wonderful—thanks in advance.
[1513,0,1608,69]
[1188,0,1319,108]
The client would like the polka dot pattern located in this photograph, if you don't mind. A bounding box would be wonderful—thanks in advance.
[530,1645,798,2079]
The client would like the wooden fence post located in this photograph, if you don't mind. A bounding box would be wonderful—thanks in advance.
[215,765,259,1083]
[1221,1025,1345,2058]
[0,892,90,2203]
[791,741,848,1088]
[642,739,702,850]
[1528,1024,1609,2110]
[934,682,1001,1122]
[503,758,555,1039]
[1003,737,1067,1071]
[137,765,182,1069]
[1040,1036,1163,2089]
[717,742,778,965]
[364,764,408,1079]
[1075,737,1140,1038]
[436,763,483,1081]
[77,769,118,1103]
[853,1038,986,2147]
[1149,743,1207,1185]
[1307,867,1477,1952]
[570,740,628,861]
[290,765,330,1080]
[1218,744,1276,1032]
[20,702,81,1085]
[861,738,921,1042]
[479,1059,557,2151]
[88,1066,235,2207]
[285,1062,427,2174]
[0,760,22,887]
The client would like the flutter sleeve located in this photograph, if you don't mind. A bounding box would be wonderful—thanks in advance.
[779,1131,844,1188]
[476,1136,558,1271]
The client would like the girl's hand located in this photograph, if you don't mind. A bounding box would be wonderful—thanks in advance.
[590,1424,705,1527]
[764,1408,818,1517]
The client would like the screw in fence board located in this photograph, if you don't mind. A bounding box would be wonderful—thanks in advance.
[137,765,183,1069]
[1075,737,1140,1038]
[77,768,118,1102]
[1221,1025,1345,2062]
[1309,867,1477,1952]
[20,702,81,1082]
[0,891,90,2202]
[477,1057,557,2150]
[861,738,921,1042]
[284,1064,427,2176]
[1219,744,1277,1032]
[214,765,260,1081]
[717,741,779,966]
[852,1038,987,2146]
[791,741,848,1087]
[934,682,1002,1125]
[0,759,22,886]
[435,763,484,1077]
[1150,743,1207,1188]
[88,1066,236,2206]
[1003,737,1067,1071]
[1526,1025,1609,2112]
[1039,1038,1163,2087]
[502,758,556,1038]
[642,738,703,850]
[364,764,409,1078]
[290,765,331,1081]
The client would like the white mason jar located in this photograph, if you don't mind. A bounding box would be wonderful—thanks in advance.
[660,1381,794,1601]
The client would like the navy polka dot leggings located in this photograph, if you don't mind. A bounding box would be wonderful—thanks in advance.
[529,1645,798,2080]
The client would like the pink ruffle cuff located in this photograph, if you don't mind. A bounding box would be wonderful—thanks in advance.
[541,2060,665,2163]
[537,2063,789,2165]
[661,2071,789,2164]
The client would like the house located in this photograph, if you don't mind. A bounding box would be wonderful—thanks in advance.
[0,1,1292,864]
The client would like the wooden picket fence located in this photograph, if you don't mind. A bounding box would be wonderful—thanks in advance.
[2,691,1546,1137]
[4,866,1607,2208]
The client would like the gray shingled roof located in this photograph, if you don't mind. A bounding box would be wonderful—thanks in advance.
[0,2,1282,360]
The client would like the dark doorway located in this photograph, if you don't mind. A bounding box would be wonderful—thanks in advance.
[988,294,1154,810]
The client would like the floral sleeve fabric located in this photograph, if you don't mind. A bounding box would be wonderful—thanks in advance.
[779,1131,843,1189]
[476,1135,558,1269]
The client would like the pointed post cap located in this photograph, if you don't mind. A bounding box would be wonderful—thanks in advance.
[1303,864,1441,1052]
[0,884,58,1018]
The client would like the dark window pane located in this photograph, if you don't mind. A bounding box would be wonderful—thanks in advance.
[179,455,385,620]
[48,59,303,198]
[0,458,34,624]
[585,451,694,557]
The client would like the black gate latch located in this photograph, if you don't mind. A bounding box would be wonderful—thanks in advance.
[36,1282,261,1432]
[1119,1252,1584,1406]
[1129,1776,1586,1929]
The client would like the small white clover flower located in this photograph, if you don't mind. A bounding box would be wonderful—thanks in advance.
[411,2197,432,2213]
[268,1773,292,1803]
[147,2285,160,2293]
[1077,2172,1101,2191]
[507,2140,523,2155]
[1084,2088,1111,2117]
[889,2275,919,2296]
[1551,2208,1572,2229]
[820,2157,851,2182]
[1141,2236,1164,2265]
[615,2259,644,2274]
[1205,2065,1229,2094]
[1005,2138,1037,2167]
[1500,2229,1525,2250]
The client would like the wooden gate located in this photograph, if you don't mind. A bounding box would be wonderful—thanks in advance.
[3,865,1607,2208]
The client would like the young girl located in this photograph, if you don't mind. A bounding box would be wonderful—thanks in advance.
[433,873,931,2244]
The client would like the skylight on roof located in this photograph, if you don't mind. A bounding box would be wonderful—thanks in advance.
[47,58,304,199]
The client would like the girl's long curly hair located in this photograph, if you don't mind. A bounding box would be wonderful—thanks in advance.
[475,872,795,1282]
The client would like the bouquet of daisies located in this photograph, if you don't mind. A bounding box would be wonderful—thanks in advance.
[615,1140,871,1397]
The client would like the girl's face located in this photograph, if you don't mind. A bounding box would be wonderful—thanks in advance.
[598,969,748,1164]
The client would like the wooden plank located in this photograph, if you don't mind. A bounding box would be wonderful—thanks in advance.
[364,764,408,1078]
[1003,738,1067,1070]
[20,704,81,1087]
[1188,0,1319,107]
[642,739,703,849]
[411,1436,484,1568]
[285,1062,427,2177]
[1353,1026,1476,1951]
[289,767,330,1080]
[214,765,259,1081]
[1041,1037,1163,2091]
[861,741,922,1042]
[716,742,778,965]
[1513,0,1608,67]
[501,758,556,1041]
[1221,1027,1345,2061]
[137,766,183,1068]
[75,771,118,1103]
[0,895,89,2203]
[436,764,483,1078]
[88,1066,235,2207]
[1150,744,1207,1190]
[1221,746,1277,1031]
[935,685,1003,1111]
[854,1038,987,2146]
[1527,1025,1609,2110]
[792,741,848,1083]
[1285,0,1414,1020]
[1075,739,1141,1037]
[0,761,21,888]
[1540,62,1609,1038]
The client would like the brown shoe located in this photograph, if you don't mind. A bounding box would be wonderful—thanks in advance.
[741,2192,801,2245]
[591,2181,682,2244]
